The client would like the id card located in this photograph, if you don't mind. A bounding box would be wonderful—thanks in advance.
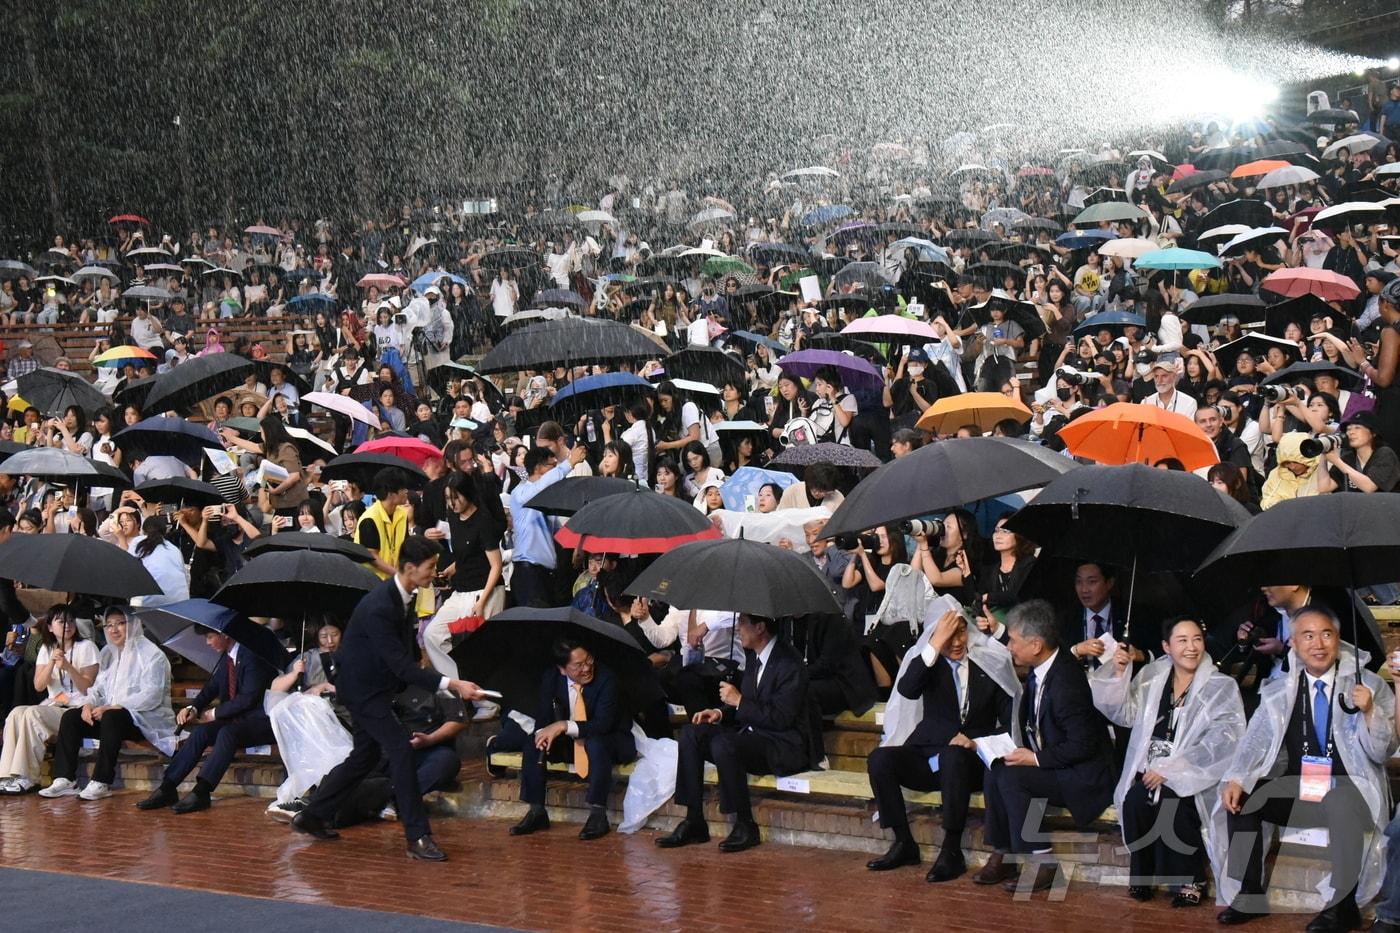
[1299,755,1334,802]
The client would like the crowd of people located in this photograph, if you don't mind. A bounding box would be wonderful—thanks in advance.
[0,99,1399,927]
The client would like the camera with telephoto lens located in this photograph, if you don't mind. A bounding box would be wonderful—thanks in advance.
[1259,384,1307,404]
[1300,434,1343,457]
[1134,349,1157,365]
[1056,368,1090,386]
[835,532,881,552]
[900,518,945,538]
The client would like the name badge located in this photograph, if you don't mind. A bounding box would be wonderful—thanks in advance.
[1300,755,1334,803]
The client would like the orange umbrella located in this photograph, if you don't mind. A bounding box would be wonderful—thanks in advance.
[916,392,1031,435]
[1058,402,1218,471]
[1230,159,1290,179]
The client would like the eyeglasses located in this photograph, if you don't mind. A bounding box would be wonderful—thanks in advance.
[102,620,127,630]
[992,527,1013,534]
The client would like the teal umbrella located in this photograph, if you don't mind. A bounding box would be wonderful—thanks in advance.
[1133,247,1222,271]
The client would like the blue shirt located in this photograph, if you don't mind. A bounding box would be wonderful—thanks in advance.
[509,461,571,568]
[1383,99,1400,128]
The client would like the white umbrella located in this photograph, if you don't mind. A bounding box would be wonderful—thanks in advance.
[678,246,725,258]
[1256,165,1320,189]
[1127,149,1169,163]
[1219,227,1289,256]
[576,210,615,226]
[1196,224,1253,247]
[1314,201,1386,227]
[782,166,839,180]
[286,425,337,460]
[1323,133,1385,160]
[949,163,996,180]
[1376,163,1400,178]
[689,207,735,228]
[1097,238,1159,259]
[73,265,119,283]
[303,391,378,429]
[668,378,722,396]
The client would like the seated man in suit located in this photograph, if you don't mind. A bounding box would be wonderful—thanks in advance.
[510,638,637,841]
[1209,584,1317,710]
[656,613,813,854]
[1060,562,1154,670]
[865,609,1016,882]
[137,627,277,814]
[974,599,1115,893]
[1218,607,1397,930]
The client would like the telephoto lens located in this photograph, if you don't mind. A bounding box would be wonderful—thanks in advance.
[1299,434,1342,458]
[900,518,945,538]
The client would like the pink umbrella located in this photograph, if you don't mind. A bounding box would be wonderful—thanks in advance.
[1171,164,1196,180]
[841,314,939,343]
[1260,267,1360,302]
[304,391,379,429]
[357,273,406,290]
[357,435,443,465]
[244,225,282,237]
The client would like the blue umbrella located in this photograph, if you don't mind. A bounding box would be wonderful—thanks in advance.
[411,271,468,293]
[1133,247,1221,271]
[802,204,854,226]
[286,292,337,313]
[971,493,1028,537]
[720,466,798,512]
[1055,229,1118,250]
[550,372,654,410]
[138,598,291,673]
[113,415,224,468]
[1071,310,1148,340]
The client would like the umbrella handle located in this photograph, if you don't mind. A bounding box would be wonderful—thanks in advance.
[1123,552,1137,645]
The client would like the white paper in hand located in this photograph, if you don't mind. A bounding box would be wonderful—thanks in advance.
[1097,631,1120,663]
[973,732,1018,769]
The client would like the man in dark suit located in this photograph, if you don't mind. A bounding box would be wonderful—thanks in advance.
[136,628,277,814]
[1059,562,1154,670]
[865,610,1015,882]
[291,535,485,861]
[509,639,638,841]
[656,613,813,853]
[974,599,1115,893]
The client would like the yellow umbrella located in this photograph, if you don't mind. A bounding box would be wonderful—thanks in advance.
[7,395,29,414]
[916,392,1032,435]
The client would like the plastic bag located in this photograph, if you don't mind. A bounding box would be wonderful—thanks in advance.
[265,690,353,802]
[619,725,678,834]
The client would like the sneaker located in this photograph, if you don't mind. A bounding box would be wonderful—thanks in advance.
[266,798,306,824]
[39,777,80,798]
[472,701,500,722]
[379,804,398,821]
[78,781,112,801]
[5,777,37,795]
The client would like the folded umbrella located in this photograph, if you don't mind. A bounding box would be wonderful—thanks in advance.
[242,532,375,564]
[215,550,380,619]
[113,416,222,468]
[915,392,1032,435]
[627,537,842,618]
[135,477,225,507]
[555,486,721,553]
[304,391,379,429]
[17,367,107,415]
[1057,403,1220,472]
[0,533,159,598]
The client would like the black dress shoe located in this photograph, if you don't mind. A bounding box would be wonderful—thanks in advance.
[656,818,710,849]
[1003,861,1056,893]
[136,785,179,811]
[971,852,1013,885]
[171,792,211,815]
[291,811,340,840]
[1128,885,1155,902]
[510,807,550,837]
[1217,904,1269,925]
[866,838,920,871]
[407,835,447,861]
[578,811,610,841]
[926,850,966,883]
[1305,900,1361,933]
[718,820,760,853]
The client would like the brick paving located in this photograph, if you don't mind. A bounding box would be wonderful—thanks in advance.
[0,787,1313,932]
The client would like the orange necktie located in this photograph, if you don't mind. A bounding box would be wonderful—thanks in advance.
[572,685,589,778]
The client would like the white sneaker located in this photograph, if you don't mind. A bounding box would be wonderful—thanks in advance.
[7,777,36,794]
[472,701,500,721]
[39,777,80,798]
[78,781,112,801]
[379,804,397,821]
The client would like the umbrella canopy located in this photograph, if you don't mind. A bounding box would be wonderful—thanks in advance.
[135,477,225,507]
[886,238,951,264]
[525,476,641,518]
[1097,238,1159,259]
[1218,227,1290,257]
[1256,165,1320,189]
[725,330,789,357]
[718,465,797,511]
[1057,403,1219,472]
[1230,159,1291,178]
[549,372,654,418]
[1260,267,1360,302]
[662,346,748,387]
[322,452,427,490]
[286,293,337,315]
[140,352,255,415]
[139,598,290,674]
[356,273,406,290]
[17,368,107,415]
[1133,248,1221,271]
[242,532,375,564]
[113,416,222,467]
[0,533,159,598]
[0,447,132,489]
[770,443,883,473]
[1005,463,1248,573]
[777,348,884,394]
[0,260,39,280]
[712,419,770,451]
[215,550,380,619]
[1070,202,1146,225]
[1071,310,1147,341]
[1322,133,1385,160]
[1199,199,1275,232]
[1182,293,1266,326]
[831,261,894,291]
[627,537,842,618]
[91,345,159,368]
[841,315,938,344]
[1312,201,1386,231]
[1213,333,1303,375]
[527,288,587,310]
[356,435,443,466]
[477,317,668,374]
[820,437,1076,540]
[122,285,172,302]
[1260,360,1364,392]
[555,487,721,553]
[915,392,1032,435]
[303,391,379,429]
[1167,169,1229,194]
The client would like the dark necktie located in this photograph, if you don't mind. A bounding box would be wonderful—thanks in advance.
[225,654,237,700]
[1091,613,1106,639]
[1022,668,1039,752]
[751,656,763,690]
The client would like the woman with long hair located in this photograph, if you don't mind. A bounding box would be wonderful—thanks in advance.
[653,457,685,498]
[910,508,986,605]
[597,440,636,480]
[130,516,191,608]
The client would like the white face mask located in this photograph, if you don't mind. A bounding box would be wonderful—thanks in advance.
[907,365,925,377]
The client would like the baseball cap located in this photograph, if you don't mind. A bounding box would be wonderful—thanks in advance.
[907,348,931,364]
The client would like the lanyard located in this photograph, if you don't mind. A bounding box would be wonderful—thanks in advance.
[1300,664,1337,759]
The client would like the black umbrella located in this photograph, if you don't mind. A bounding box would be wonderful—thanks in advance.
[627,536,842,618]
[0,533,159,598]
[320,451,427,490]
[554,486,722,553]
[135,477,225,507]
[770,442,883,473]
[139,598,291,674]
[113,416,223,468]
[821,436,1076,540]
[477,317,669,374]
[214,550,380,619]
[1181,293,1265,326]
[140,352,255,415]
[1198,199,1274,232]
[964,292,1048,340]
[427,362,507,411]
[478,246,541,272]
[525,476,641,517]
[831,261,894,291]
[1263,293,1336,338]
[1260,360,1364,392]
[1168,169,1230,194]
[943,228,1000,247]
[112,375,157,412]
[243,532,376,564]
[451,606,666,731]
[0,440,27,464]
[663,346,748,387]
[1213,333,1302,376]
[966,261,1026,283]
[0,447,133,490]
[253,360,313,395]
[17,368,107,415]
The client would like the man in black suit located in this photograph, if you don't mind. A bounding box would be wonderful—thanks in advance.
[509,639,638,841]
[973,599,1115,893]
[1060,562,1153,670]
[136,628,277,814]
[656,613,813,853]
[865,610,1015,882]
[291,535,485,861]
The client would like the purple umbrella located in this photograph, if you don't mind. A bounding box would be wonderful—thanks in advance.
[777,348,884,393]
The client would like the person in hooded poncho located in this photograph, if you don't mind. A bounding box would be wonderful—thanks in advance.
[1259,431,1324,511]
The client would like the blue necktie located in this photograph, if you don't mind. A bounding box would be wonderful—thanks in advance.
[1313,680,1330,751]
[949,659,963,719]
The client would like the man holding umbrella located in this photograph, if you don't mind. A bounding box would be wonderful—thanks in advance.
[292,535,486,861]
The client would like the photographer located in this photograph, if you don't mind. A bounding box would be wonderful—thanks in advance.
[1263,384,1337,445]
[840,525,909,690]
[909,510,983,605]
[1316,411,1400,494]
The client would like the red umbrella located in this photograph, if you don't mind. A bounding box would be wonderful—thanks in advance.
[356,435,443,465]
[1260,267,1360,302]
[1171,164,1196,180]
[109,214,150,225]
[357,273,406,290]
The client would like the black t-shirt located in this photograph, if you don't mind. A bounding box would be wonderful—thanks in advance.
[357,516,381,551]
[447,508,504,592]
[889,376,936,417]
